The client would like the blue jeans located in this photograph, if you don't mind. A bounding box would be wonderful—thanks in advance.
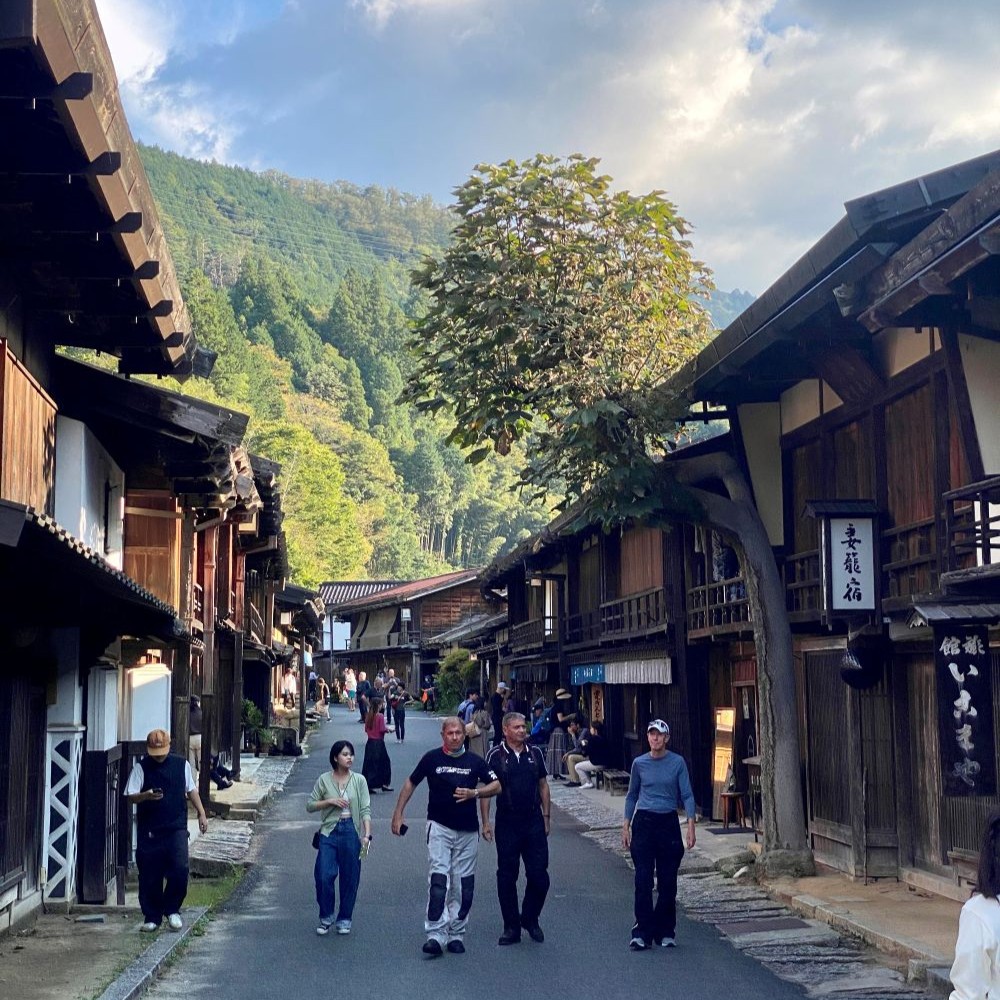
[314,819,362,924]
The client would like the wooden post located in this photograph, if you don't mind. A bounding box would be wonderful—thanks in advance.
[199,522,218,805]
[231,630,243,782]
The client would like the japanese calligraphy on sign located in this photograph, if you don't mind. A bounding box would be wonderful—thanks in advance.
[829,517,875,611]
[935,623,995,797]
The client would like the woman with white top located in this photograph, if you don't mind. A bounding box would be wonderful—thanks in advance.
[950,810,1000,999]
[307,740,372,936]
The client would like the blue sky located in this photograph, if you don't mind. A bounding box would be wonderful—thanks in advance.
[96,0,1000,292]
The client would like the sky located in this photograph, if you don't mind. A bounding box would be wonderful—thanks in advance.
[95,0,1000,294]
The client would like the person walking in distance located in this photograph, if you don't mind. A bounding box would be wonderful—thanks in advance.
[622,720,696,951]
[124,729,209,933]
[307,740,372,936]
[481,712,551,945]
[391,717,500,957]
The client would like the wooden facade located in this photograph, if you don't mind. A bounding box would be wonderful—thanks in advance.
[672,150,1000,889]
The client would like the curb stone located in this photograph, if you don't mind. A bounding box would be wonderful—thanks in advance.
[93,907,208,1000]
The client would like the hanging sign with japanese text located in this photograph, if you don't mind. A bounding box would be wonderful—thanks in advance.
[829,517,876,612]
[935,624,995,797]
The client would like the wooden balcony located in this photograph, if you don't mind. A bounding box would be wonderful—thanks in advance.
[347,630,420,651]
[687,577,751,639]
[245,599,265,643]
[785,549,821,621]
[884,516,937,605]
[600,587,670,641]
[509,617,558,653]
[565,609,602,647]
[943,477,1000,586]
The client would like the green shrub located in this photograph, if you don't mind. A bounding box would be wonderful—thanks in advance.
[435,648,478,712]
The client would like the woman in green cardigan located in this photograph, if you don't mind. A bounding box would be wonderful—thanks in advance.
[307,740,372,935]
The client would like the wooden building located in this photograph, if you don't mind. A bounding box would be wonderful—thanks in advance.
[481,515,696,772]
[0,0,292,927]
[328,570,500,694]
[671,149,1000,889]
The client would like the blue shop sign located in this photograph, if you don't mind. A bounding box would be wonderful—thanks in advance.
[571,664,605,685]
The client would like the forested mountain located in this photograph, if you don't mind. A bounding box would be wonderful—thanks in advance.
[705,287,756,329]
[139,145,552,587]
[136,146,750,588]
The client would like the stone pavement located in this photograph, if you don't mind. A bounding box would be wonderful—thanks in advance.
[547,778,962,996]
[1,734,966,1000]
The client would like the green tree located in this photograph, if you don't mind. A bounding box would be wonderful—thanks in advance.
[249,421,370,587]
[401,154,812,873]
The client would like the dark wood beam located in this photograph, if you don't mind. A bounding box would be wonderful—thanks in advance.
[940,327,986,482]
[30,297,173,319]
[811,345,884,407]
[0,148,121,177]
[52,329,184,350]
[0,71,93,102]
[0,206,142,236]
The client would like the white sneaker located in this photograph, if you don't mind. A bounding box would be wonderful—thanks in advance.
[580,782,594,789]
[316,924,331,936]
[140,922,159,933]
[167,913,183,931]
[336,920,351,934]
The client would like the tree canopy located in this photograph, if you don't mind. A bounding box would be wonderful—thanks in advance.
[402,153,715,524]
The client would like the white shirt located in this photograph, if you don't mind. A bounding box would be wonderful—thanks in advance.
[951,893,1000,1000]
[125,759,197,796]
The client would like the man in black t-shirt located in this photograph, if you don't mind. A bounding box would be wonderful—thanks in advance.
[392,717,500,956]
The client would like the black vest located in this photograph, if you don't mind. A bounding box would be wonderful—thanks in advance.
[136,754,188,839]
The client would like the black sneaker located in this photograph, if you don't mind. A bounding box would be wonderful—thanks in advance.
[523,922,544,943]
[498,927,521,946]
[446,940,466,954]
[422,939,443,957]
[629,936,649,951]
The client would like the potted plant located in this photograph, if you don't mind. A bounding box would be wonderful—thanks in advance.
[241,699,274,757]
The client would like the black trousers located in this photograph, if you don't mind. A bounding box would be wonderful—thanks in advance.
[136,829,190,925]
[495,811,549,929]
[629,810,684,942]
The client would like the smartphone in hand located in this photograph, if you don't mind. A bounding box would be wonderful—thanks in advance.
[399,824,408,836]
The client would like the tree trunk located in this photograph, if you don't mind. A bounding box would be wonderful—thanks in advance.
[672,453,814,875]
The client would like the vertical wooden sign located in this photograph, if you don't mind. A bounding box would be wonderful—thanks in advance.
[936,623,995,797]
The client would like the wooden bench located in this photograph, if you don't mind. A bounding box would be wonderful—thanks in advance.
[948,848,979,888]
[597,768,631,795]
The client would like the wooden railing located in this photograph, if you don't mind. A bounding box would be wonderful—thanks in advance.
[945,477,1000,574]
[687,577,751,636]
[509,617,558,652]
[785,549,821,616]
[245,599,265,642]
[601,587,670,640]
[884,516,937,599]
[347,630,420,651]
[565,609,602,646]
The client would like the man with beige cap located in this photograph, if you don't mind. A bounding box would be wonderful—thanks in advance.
[125,729,209,932]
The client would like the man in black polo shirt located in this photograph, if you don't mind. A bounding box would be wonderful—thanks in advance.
[481,712,551,945]
[391,717,500,956]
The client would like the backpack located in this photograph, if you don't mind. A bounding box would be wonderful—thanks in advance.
[530,707,553,738]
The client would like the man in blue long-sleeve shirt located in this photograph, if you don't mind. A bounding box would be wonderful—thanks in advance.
[621,719,696,951]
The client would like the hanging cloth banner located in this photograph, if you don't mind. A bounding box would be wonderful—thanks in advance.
[935,623,996,797]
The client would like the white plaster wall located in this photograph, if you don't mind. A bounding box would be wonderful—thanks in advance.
[54,416,125,569]
[46,628,82,727]
[86,665,120,751]
[960,333,1000,475]
[780,379,822,435]
[822,382,843,413]
[873,327,935,378]
[737,403,784,546]
[123,664,172,741]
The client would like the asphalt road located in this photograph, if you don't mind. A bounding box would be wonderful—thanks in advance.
[146,706,810,1000]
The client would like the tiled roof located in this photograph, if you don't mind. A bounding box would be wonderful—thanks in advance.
[325,570,481,614]
[426,611,508,645]
[319,581,408,608]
